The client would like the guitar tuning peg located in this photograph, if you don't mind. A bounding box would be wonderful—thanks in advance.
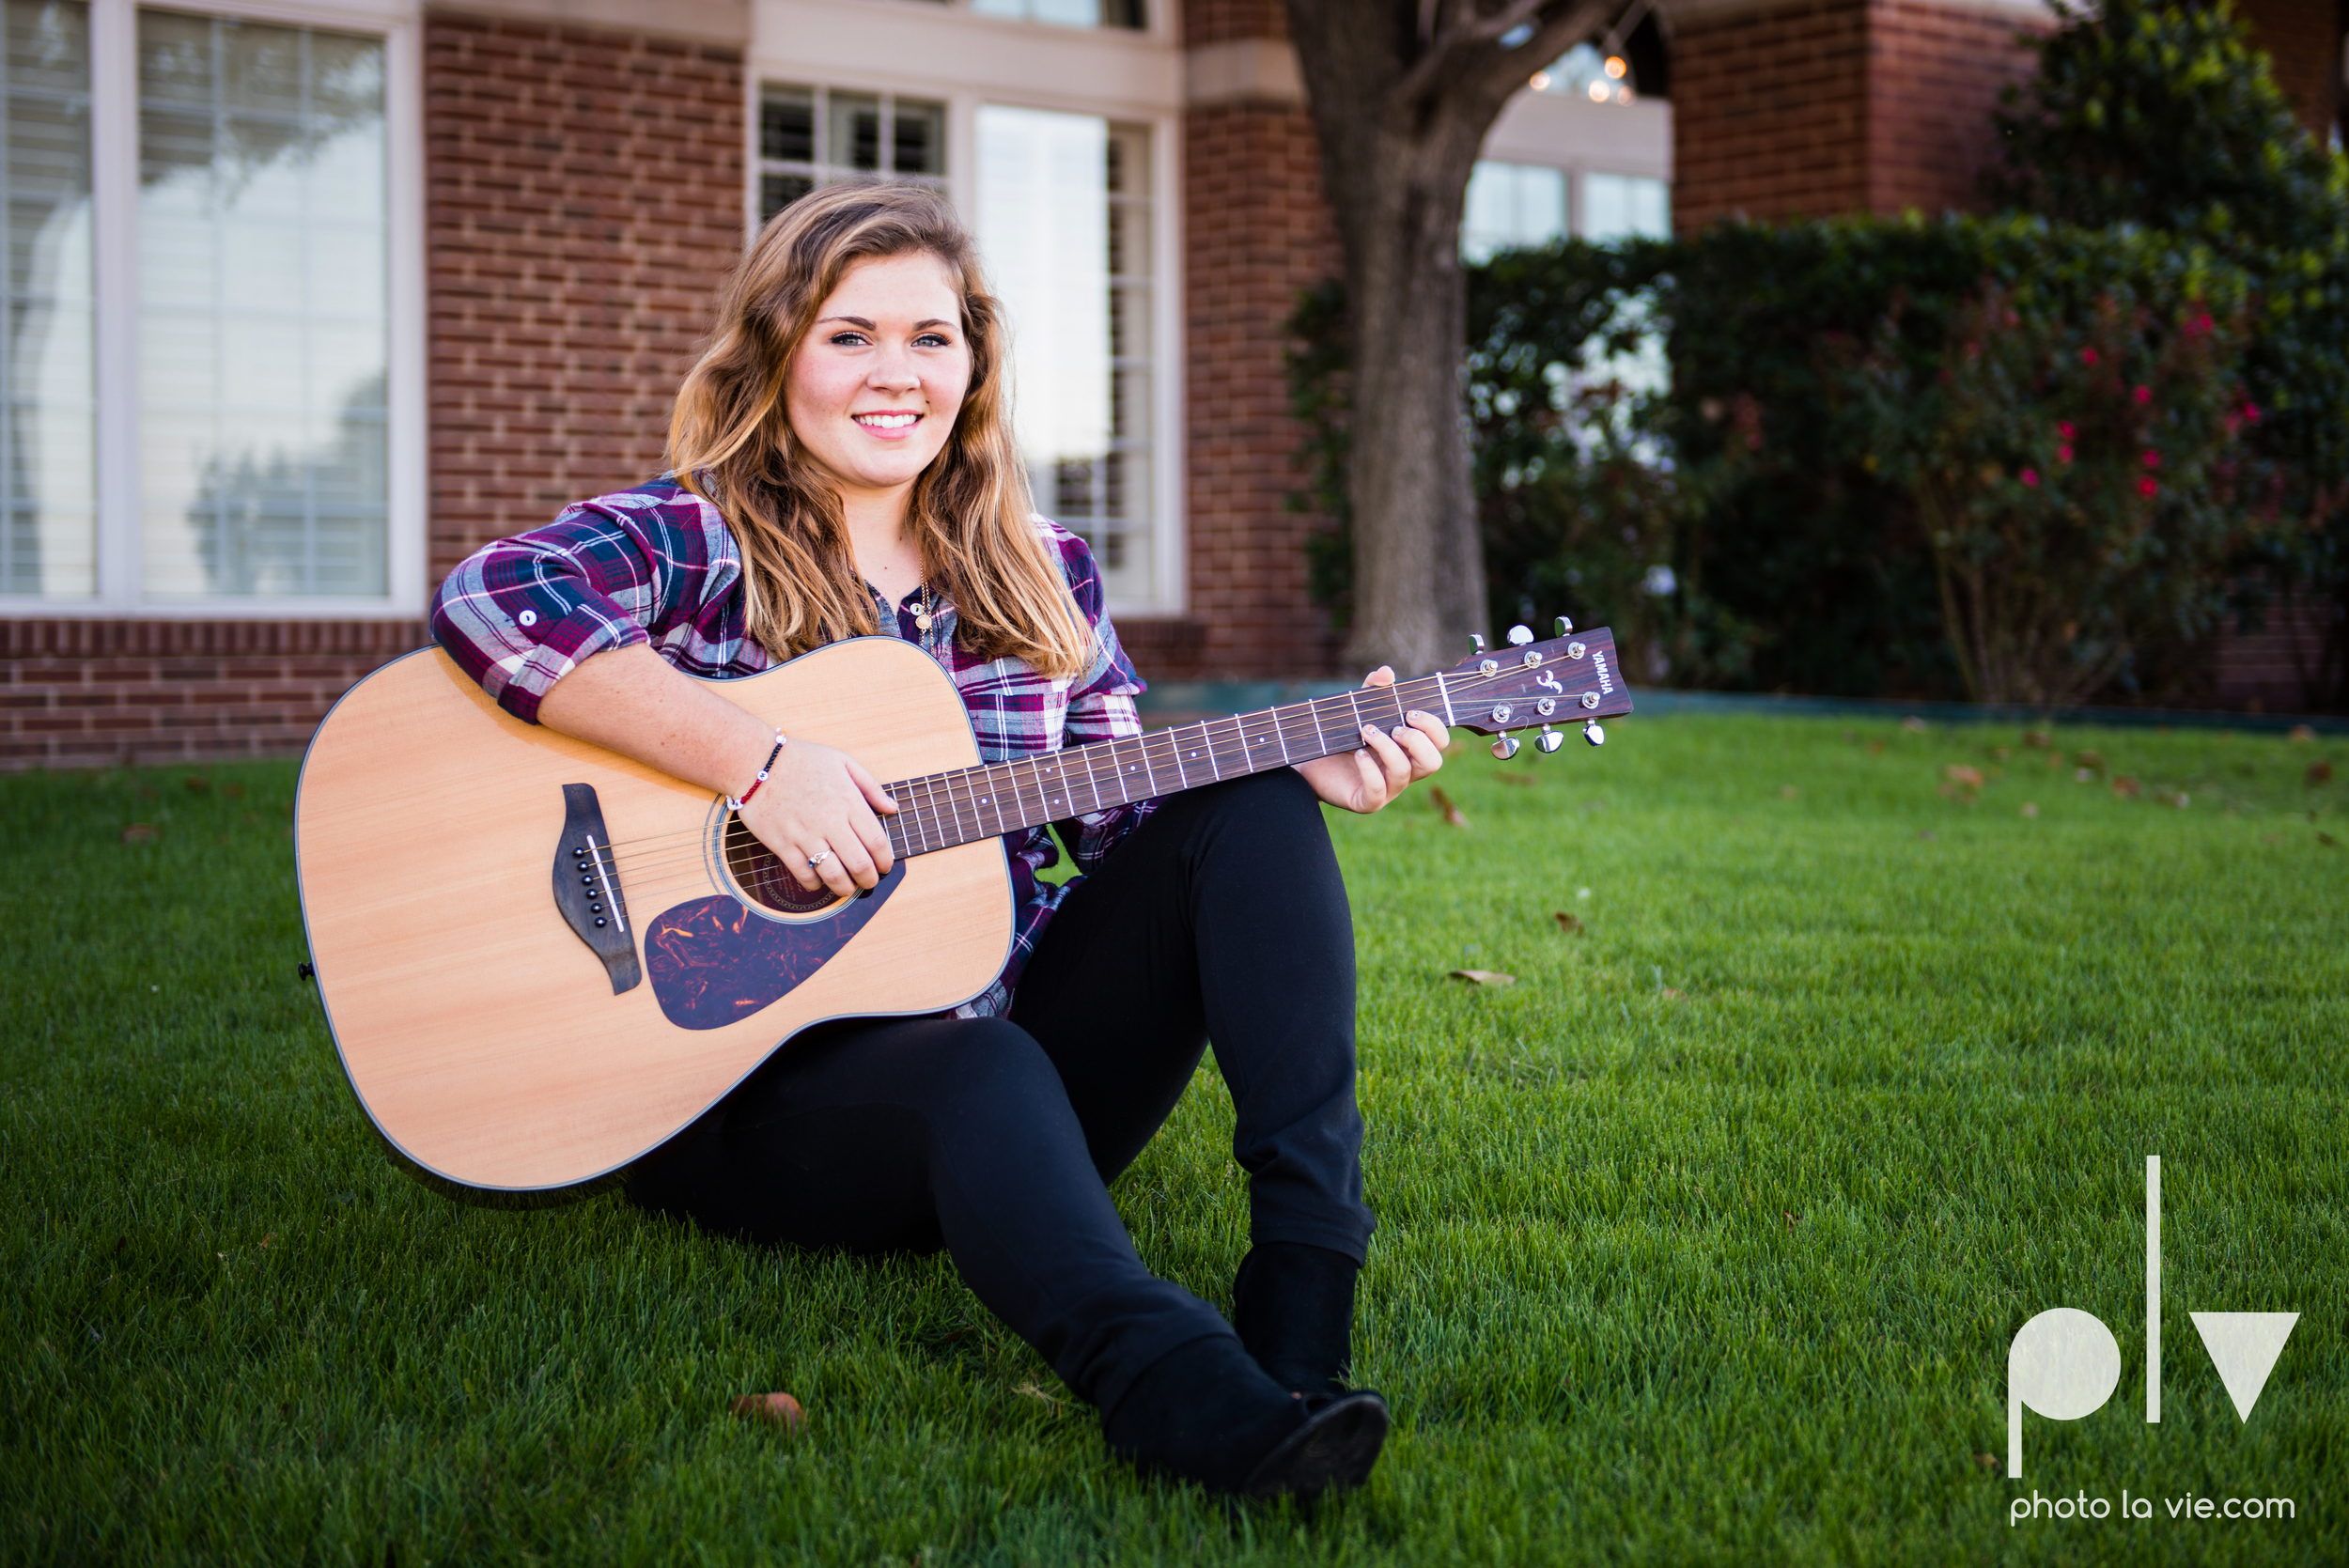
[1583,719,1606,747]
[1470,633,1487,653]
[1507,624,1533,646]
[1535,724,1565,754]
[1554,615,1574,636]
[1489,735,1521,760]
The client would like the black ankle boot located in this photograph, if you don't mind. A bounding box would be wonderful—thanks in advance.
[1232,1242,1360,1396]
[1101,1332,1388,1497]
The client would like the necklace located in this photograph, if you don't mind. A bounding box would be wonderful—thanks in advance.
[912,585,935,634]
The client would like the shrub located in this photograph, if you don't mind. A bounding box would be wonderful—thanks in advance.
[1986,0,2349,700]
[1835,284,2254,706]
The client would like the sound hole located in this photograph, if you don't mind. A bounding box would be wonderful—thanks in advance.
[723,815,845,916]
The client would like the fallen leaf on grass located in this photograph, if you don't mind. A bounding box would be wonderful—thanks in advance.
[1867,739,1887,755]
[1448,970,1517,986]
[1916,829,1937,841]
[1943,765,1984,789]
[1495,769,1537,786]
[2076,750,2103,769]
[2020,801,2039,818]
[1780,785,1800,800]
[2111,775,2140,799]
[2022,730,2050,749]
[729,1392,805,1429]
[1660,988,1683,1001]
[2309,760,2334,786]
[2170,793,2189,809]
[222,782,245,799]
[2319,832,2340,849]
[2287,725,2315,744]
[1902,716,1927,733]
[118,824,157,843]
[1552,911,1584,935]
[1428,786,1470,828]
[1975,1452,1999,1469]
[182,776,210,793]
[1013,1382,1066,1413]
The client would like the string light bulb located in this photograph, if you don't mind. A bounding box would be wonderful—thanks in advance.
[1530,70,1551,90]
[1588,80,1609,101]
[1604,54,1628,79]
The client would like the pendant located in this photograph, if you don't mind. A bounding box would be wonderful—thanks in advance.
[914,611,933,632]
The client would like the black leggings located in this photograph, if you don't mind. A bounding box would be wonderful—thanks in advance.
[622,768,1372,1416]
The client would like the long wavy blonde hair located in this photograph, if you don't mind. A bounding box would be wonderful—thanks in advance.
[669,182,1090,679]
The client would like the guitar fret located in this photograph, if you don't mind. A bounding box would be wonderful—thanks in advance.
[877,654,1580,865]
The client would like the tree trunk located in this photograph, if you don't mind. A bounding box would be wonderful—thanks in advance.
[1284,1,1608,676]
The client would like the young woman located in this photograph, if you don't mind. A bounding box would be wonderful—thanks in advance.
[429,182,1450,1498]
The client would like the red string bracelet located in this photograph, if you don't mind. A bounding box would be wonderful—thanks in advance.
[726,730,788,812]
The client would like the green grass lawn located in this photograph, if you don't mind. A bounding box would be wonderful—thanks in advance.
[3,713,2342,1565]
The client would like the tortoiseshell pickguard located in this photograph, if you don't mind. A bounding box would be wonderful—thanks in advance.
[645,862,905,1030]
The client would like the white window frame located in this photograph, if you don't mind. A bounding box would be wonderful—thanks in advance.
[747,0,1185,617]
[0,0,426,620]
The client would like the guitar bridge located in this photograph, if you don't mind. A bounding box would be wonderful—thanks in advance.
[554,784,641,995]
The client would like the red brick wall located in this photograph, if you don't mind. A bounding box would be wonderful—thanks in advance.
[0,16,747,770]
[1183,0,1289,47]
[2215,594,2341,713]
[1867,1,2043,215]
[1672,0,2040,231]
[1161,97,1346,680]
[426,14,745,579]
[2232,0,2342,141]
[1673,0,1873,229]
[0,621,429,768]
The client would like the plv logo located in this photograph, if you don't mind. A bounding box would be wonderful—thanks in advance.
[2007,1157,2299,1477]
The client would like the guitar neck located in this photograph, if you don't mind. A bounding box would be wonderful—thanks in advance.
[879,672,1456,860]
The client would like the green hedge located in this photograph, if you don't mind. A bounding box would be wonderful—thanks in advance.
[1468,217,2256,701]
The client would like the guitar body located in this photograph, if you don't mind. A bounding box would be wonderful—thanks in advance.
[294,637,1013,1195]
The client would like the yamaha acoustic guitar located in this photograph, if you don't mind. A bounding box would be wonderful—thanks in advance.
[294,621,1632,1195]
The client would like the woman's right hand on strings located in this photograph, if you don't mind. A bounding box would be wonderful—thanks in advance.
[734,738,898,898]
[533,644,895,900]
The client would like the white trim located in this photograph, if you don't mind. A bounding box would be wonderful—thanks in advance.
[750,0,1180,115]
[13,0,430,620]
[1145,98,1182,618]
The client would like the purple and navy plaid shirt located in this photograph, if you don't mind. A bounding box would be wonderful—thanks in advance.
[428,473,1156,1016]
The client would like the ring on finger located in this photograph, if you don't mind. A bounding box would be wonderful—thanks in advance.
[807,847,833,870]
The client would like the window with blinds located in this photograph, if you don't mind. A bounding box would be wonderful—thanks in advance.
[0,0,93,598]
[975,107,1155,605]
[135,10,387,598]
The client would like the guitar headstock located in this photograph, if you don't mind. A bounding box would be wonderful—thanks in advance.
[1439,623,1634,753]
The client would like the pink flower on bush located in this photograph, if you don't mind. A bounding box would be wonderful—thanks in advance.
[2142,450,2160,469]
[2139,477,2158,498]
[2081,348,2099,365]
[2058,444,2074,464]
[2058,421,2076,441]
[2134,384,2152,404]
[2243,402,2261,423]
[2020,468,2040,488]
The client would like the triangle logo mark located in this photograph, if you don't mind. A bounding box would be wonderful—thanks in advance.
[2189,1312,2299,1422]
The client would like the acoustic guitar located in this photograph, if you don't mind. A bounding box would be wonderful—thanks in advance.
[294,621,1632,1195]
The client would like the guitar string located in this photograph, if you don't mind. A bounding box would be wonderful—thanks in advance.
[583,662,1540,859]
[583,664,1587,902]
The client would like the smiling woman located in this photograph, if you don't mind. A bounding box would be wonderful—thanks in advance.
[421,182,1454,1500]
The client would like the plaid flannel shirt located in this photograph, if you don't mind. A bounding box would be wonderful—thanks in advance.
[428,474,1157,1016]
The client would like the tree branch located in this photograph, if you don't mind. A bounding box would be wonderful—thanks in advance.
[1394,0,1615,116]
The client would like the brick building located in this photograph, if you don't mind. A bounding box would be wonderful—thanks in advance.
[0,0,2340,766]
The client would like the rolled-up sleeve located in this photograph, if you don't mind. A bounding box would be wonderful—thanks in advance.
[429,505,668,725]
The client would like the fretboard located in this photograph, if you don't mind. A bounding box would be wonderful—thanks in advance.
[879,671,1459,860]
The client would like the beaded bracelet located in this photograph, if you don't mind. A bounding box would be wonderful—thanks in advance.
[725,730,788,812]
